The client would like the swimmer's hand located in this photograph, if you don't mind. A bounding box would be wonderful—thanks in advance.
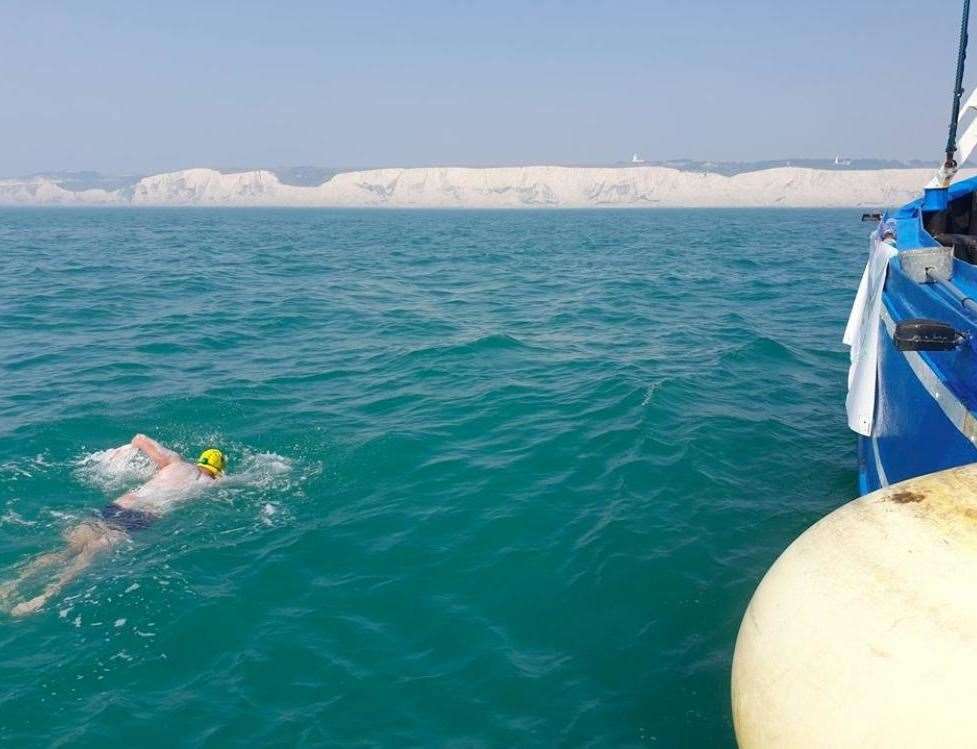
[130,434,180,469]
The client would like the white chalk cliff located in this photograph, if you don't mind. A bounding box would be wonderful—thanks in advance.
[0,166,970,208]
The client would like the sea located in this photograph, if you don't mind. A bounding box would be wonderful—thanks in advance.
[0,207,865,747]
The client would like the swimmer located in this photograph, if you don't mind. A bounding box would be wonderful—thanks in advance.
[2,434,225,617]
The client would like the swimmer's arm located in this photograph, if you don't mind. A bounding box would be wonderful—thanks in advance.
[130,434,181,468]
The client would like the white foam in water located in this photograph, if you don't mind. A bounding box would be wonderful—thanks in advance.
[74,445,155,493]
[0,510,36,527]
[221,452,294,490]
[260,502,279,526]
[0,461,34,479]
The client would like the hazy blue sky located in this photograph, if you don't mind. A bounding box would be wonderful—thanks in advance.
[2,0,974,175]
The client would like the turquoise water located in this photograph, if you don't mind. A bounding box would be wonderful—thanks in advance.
[0,208,864,747]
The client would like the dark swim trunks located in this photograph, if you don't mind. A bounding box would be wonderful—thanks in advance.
[99,504,158,532]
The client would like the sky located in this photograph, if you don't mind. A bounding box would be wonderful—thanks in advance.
[1,0,975,175]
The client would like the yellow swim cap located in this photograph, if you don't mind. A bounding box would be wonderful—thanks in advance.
[197,448,225,476]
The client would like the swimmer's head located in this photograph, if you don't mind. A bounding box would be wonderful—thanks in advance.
[197,448,226,477]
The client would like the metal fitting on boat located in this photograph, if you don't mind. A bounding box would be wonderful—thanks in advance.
[893,318,967,351]
[900,246,954,282]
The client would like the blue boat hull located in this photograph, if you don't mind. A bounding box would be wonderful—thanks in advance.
[857,177,977,493]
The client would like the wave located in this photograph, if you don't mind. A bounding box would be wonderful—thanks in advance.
[718,334,802,368]
[403,332,527,361]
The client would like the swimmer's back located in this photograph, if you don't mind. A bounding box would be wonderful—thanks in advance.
[115,461,212,515]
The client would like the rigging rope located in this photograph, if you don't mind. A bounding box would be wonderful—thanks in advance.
[946,0,973,169]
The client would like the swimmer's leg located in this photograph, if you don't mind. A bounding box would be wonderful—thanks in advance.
[0,550,70,599]
[0,518,106,600]
[0,528,88,605]
[11,553,94,617]
[10,524,122,617]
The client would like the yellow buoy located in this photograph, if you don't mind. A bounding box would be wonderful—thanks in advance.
[731,462,977,748]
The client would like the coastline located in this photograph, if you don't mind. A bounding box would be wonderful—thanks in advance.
[1,165,967,209]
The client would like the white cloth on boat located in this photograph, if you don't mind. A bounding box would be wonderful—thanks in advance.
[843,230,897,436]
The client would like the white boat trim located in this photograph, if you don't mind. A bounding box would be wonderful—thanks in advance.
[871,436,890,487]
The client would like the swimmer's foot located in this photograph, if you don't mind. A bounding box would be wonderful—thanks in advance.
[11,595,47,618]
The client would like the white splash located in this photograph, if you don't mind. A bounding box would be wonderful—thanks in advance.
[221,451,294,490]
[74,444,155,493]
[260,502,279,526]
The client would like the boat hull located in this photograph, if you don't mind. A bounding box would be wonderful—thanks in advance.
[859,300,977,493]
[853,179,977,493]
